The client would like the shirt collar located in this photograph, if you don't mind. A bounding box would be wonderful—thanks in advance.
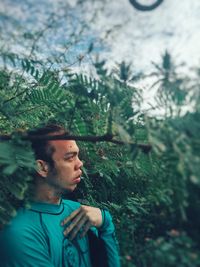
[29,199,64,214]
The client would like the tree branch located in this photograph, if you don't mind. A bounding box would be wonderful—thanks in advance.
[0,132,152,153]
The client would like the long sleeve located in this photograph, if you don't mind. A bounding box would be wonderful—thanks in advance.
[88,210,121,267]
[98,209,121,267]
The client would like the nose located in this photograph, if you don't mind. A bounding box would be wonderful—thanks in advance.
[75,157,83,170]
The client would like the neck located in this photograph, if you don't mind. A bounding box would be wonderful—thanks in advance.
[32,178,62,205]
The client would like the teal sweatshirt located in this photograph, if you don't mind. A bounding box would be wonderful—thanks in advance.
[0,199,120,267]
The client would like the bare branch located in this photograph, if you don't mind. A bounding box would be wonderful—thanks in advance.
[0,132,152,153]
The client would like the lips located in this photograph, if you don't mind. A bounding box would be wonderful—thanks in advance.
[73,171,82,183]
[73,177,81,184]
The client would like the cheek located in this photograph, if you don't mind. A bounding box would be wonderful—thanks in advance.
[54,158,76,172]
[59,162,74,174]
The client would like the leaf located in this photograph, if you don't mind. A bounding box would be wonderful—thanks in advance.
[3,164,18,175]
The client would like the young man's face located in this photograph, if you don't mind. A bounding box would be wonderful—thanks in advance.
[46,140,83,192]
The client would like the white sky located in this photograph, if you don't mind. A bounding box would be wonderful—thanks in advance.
[1,0,199,72]
[87,0,200,72]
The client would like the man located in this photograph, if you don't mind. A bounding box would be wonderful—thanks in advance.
[0,124,120,267]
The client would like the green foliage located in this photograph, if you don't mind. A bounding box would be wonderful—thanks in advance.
[143,231,200,267]
[0,49,200,267]
[0,137,35,227]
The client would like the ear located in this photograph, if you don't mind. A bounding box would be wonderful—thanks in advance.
[36,160,49,178]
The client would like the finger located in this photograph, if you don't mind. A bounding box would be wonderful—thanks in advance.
[61,207,82,226]
[80,221,92,238]
[68,216,88,240]
[63,210,84,236]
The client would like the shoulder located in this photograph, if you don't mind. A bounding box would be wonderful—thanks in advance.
[62,199,81,211]
[0,208,50,264]
[0,207,46,248]
[0,209,54,266]
[8,208,42,233]
[3,208,40,231]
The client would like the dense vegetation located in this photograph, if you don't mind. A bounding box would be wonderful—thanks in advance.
[0,47,200,267]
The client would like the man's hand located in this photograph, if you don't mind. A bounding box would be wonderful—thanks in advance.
[61,205,103,240]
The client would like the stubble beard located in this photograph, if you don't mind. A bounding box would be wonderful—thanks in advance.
[47,166,66,197]
[47,166,75,197]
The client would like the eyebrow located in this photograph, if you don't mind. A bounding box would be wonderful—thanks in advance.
[64,151,79,157]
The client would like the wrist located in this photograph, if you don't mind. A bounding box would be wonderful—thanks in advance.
[99,209,113,231]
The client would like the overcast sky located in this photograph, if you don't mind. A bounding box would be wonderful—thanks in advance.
[90,0,200,72]
[1,0,199,72]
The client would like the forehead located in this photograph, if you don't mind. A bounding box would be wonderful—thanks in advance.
[49,140,79,154]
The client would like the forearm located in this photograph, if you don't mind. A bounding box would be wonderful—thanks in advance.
[98,210,121,267]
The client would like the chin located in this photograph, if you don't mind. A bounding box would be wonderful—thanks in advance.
[65,185,77,193]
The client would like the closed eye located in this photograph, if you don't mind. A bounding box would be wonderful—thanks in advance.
[64,152,77,161]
